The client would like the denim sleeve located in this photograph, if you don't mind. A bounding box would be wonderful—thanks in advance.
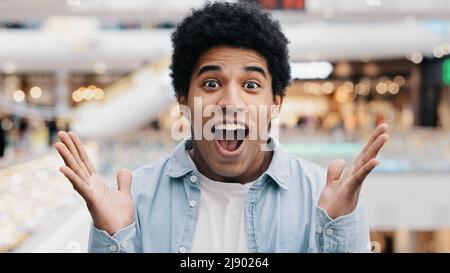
[88,222,141,253]
[314,202,371,253]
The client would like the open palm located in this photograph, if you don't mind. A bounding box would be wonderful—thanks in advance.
[55,131,134,235]
[319,124,389,219]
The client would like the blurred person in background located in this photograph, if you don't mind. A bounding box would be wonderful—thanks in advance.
[17,118,30,154]
[46,119,58,146]
[55,2,389,253]
[0,117,5,158]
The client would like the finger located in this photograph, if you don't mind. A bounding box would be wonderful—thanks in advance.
[353,124,388,166]
[117,169,132,193]
[54,142,88,181]
[60,165,86,195]
[326,159,346,185]
[360,124,388,154]
[354,133,389,173]
[58,131,90,177]
[347,158,379,193]
[68,131,96,175]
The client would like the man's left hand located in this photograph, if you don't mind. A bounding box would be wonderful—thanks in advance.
[319,124,389,219]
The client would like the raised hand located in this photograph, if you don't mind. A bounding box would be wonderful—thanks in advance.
[54,131,134,235]
[319,124,389,219]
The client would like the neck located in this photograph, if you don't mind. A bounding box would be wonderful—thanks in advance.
[188,142,273,184]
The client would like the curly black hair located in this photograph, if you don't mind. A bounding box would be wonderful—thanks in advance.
[170,1,291,98]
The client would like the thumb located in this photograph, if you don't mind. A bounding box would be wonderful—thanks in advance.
[326,159,346,185]
[117,169,132,193]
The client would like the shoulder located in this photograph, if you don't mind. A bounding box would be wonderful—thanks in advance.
[132,155,171,177]
[130,155,171,195]
[283,149,326,179]
[281,150,327,196]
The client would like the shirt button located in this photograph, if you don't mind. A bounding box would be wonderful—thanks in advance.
[121,241,128,249]
[189,175,198,183]
[325,228,334,236]
[189,200,197,208]
[179,246,186,253]
[316,226,323,234]
[108,244,118,252]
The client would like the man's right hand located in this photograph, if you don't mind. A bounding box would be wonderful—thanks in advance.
[54,131,135,236]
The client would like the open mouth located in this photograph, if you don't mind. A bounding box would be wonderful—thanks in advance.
[212,122,249,153]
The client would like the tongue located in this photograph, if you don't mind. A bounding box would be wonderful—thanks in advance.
[217,139,239,151]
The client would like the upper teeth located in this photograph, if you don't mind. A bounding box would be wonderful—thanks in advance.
[215,123,246,130]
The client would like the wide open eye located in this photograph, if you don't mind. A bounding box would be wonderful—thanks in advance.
[203,79,221,89]
[243,81,260,90]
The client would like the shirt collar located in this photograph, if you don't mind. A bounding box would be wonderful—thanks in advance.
[166,137,195,178]
[263,138,290,190]
[166,137,290,190]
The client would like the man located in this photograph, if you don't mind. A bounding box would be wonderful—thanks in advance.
[55,2,388,253]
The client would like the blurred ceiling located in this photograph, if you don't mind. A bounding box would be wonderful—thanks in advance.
[0,0,205,23]
[0,0,449,72]
[1,0,450,22]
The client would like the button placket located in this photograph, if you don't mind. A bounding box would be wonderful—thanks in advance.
[325,228,334,236]
[316,226,323,234]
[108,244,118,252]
[121,241,128,249]
[189,175,198,184]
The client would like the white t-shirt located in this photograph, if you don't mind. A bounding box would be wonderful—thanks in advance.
[186,152,254,253]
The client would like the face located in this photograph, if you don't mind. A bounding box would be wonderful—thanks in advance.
[179,46,282,182]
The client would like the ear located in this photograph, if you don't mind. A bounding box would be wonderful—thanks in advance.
[270,95,283,120]
[273,95,283,110]
[177,95,187,105]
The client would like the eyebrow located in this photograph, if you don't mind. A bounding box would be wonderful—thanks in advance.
[196,64,267,79]
[244,66,267,79]
[197,65,222,77]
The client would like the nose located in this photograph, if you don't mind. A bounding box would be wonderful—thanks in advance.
[216,81,245,113]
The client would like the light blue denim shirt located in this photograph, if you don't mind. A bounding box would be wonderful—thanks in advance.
[88,137,371,253]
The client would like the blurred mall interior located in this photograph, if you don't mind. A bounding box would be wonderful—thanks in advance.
[0,0,450,253]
